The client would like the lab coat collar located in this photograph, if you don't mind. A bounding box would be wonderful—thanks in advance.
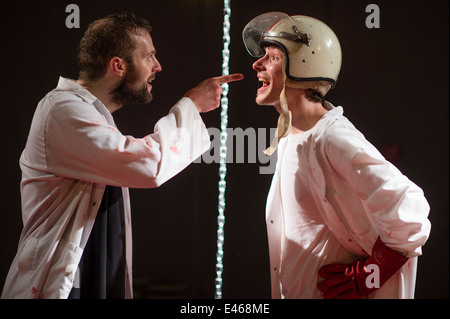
[56,77,98,104]
[56,77,116,126]
[308,101,344,141]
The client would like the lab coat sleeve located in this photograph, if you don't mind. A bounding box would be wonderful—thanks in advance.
[323,122,431,258]
[44,94,211,188]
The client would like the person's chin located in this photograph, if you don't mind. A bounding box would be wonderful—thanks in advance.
[255,92,267,105]
[255,93,276,107]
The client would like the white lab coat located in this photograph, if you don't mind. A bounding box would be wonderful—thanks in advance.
[2,77,211,299]
[266,103,431,299]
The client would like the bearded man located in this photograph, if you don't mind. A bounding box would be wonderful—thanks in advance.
[2,12,242,299]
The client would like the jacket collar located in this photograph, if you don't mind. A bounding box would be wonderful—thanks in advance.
[56,77,116,126]
[310,102,344,142]
[56,77,98,104]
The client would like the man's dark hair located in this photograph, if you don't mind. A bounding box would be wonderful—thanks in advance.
[305,89,325,106]
[77,12,152,81]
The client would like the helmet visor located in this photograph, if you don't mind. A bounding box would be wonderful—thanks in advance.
[242,12,291,57]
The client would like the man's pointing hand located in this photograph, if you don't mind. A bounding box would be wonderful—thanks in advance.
[184,73,244,113]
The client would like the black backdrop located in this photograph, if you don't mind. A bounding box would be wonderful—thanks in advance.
[0,0,448,299]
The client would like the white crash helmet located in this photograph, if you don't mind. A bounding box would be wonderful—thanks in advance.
[243,12,342,155]
[243,11,342,96]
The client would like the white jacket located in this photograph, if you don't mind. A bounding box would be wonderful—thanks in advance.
[266,103,431,298]
[2,77,211,299]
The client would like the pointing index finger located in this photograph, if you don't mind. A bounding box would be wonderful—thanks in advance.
[215,73,244,84]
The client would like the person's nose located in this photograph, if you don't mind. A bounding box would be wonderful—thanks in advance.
[252,56,266,72]
[153,56,162,73]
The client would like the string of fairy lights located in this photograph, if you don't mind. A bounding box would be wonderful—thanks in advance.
[215,0,231,300]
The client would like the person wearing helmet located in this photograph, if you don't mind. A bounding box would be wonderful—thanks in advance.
[243,12,431,299]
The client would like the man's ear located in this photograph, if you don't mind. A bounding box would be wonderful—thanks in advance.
[109,57,127,77]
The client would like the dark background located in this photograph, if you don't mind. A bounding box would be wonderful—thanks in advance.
[0,0,448,299]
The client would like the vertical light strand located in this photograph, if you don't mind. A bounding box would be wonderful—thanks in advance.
[215,0,231,300]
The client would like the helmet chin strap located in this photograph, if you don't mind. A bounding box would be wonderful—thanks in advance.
[264,70,292,156]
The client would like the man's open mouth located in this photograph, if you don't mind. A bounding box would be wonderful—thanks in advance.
[258,77,270,90]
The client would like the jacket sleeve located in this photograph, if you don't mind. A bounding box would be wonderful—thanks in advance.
[44,94,211,188]
[323,121,431,258]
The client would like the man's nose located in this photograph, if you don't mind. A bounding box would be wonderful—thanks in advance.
[153,57,162,73]
[252,56,265,71]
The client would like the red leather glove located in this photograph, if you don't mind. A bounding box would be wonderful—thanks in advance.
[317,236,409,299]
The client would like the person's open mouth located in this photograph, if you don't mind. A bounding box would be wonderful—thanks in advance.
[258,76,270,92]
[147,77,155,91]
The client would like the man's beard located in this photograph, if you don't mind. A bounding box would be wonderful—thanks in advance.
[112,62,153,106]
